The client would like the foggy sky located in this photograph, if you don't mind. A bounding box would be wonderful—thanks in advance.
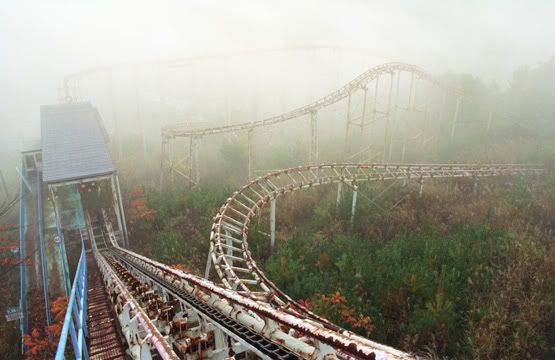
[1,0,554,154]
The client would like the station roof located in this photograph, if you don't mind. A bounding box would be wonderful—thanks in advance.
[41,102,115,184]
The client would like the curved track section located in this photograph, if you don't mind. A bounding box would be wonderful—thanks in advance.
[61,45,388,103]
[111,246,413,360]
[208,163,543,314]
[162,62,447,138]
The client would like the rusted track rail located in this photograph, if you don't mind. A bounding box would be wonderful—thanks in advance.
[107,246,414,360]
[208,163,544,318]
[107,249,301,360]
[95,248,180,359]
[161,62,439,138]
[87,256,128,360]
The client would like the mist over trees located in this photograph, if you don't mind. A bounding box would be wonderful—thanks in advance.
[1,2,555,359]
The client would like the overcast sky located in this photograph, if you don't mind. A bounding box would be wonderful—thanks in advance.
[1,0,554,152]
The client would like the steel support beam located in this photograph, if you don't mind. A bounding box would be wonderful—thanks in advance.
[335,181,343,214]
[383,72,394,162]
[388,71,401,161]
[343,92,352,159]
[270,198,276,250]
[36,169,52,338]
[18,158,28,346]
[48,186,71,296]
[115,175,129,247]
[110,175,125,247]
[350,186,358,231]
[309,111,318,164]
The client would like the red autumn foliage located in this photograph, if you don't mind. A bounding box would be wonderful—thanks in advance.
[171,263,193,273]
[300,291,374,335]
[23,296,68,359]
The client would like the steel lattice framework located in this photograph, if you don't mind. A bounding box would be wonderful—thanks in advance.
[162,62,448,138]
[50,54,548,360]
[207,163,543,315]
[160,62,464,187]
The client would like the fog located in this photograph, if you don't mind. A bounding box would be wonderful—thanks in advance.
[1,0,554,171]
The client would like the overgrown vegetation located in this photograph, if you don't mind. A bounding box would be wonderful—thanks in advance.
[126,172,554,359]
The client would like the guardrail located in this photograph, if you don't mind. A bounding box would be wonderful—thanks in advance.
[54,229,89,360]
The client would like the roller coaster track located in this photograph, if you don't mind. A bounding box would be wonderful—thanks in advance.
[51,54,548,359]
[207,163,544,319]
[89,220,414,359]
[60,45,392,103]
[160,61,460,187]
[49,162,546,360]
[161,62,446,138]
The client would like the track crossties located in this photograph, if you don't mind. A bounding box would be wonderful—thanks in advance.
[87,256,128,360]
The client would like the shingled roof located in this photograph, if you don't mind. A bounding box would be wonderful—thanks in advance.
[40,102,115,184]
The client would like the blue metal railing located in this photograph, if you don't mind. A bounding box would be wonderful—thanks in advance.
[54,230,89,360]
[36,171,52,333]
[19,158,28,347]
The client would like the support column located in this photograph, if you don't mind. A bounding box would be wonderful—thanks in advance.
[18,158,28,340]
[335,181,343,214]
[111,175,128,247]
[188,136,201,188]
[225,230,233,267]
[350,186,358,231]
[270,198,276,250]
[36,170,52,337]
[360,86,368,132]
[419,178,425,196]
[48,186,70,296]
[115,175,129,247]
[204,250,212,279]
[389,71,401,161]
[343,91,352,159]
[383,72,395,162]
[309,111,318,164]
[370,76,379,161]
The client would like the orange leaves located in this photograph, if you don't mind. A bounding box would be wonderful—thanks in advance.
[23,296,68,359]
[171,263,193,273]
[23,328,52,358]
[301,291,375,335]
[51,296,68,323]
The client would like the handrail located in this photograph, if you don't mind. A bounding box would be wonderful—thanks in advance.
[55,229,89,360]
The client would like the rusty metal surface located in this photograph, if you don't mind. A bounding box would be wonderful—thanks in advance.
[83,165,541,360]
[209,163,544,310]
[111,247,414,360]
[94,249,180,360]
[87,256,129,360]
